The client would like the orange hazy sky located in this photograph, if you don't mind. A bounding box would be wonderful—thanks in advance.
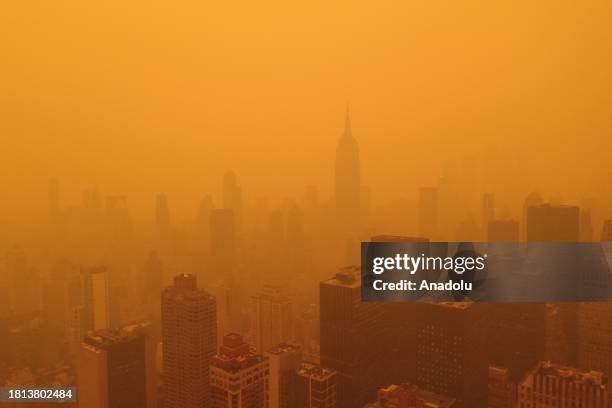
[1,0,611,224]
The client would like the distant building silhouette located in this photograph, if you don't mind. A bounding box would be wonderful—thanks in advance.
[518,361,608,407]
[210,333,269,408]
[78,322,156,408]
[250,285,293,354]
[223,171,242,228]
[487,219,519,242]
[335,108,360,239]
[162,274,217,408]
[526,203,579,242]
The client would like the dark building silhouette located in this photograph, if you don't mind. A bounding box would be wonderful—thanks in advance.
[335,108,360,239]
[487,219,519,242]
[486,303,546,382]
[77,322,156,408]
[526,203,579,242]
[415,302,487,408]
[162,274,217,408]
[320,266,385,408]
[223,171,242,228]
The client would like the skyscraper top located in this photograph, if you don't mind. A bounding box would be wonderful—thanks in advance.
[343,101,353,140]
[162,274,214,303]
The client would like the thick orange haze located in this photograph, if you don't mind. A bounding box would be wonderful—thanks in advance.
[1,0,611,228]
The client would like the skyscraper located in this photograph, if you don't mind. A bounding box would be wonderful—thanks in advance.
[486,303,546,382]
[210,333,269,408]
[334,107,360,239]
[518,361,608,407]
[320,266,386,407]
[414,302,487,408]
[161,274,217,408]
[266,343,302,408]
[77,322,156,408]
[251,285,293,353]
[526,203,580,242]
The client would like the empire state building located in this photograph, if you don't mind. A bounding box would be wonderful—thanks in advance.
[335,108,361,239]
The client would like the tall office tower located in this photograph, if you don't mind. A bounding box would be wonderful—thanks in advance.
[522,192,543,241]
[78,322,156,408]
[266,343,302,408]
[223,171,242,227]
[155,193,170,234]
[369,236,431,386]
[518,361,609,407]
[364,383,456,408]
[210,208,236,277]
[526,203,580,367]
[487,366,516,408]
[526,203,580,242]
[482,193,495,239]
[602,220,612,241]
[334,108,361,239]
[251,285,293,353]
[82,266,110,331]
[418,187,439,240]
[487,219,519,241]
[320,266,386,407]
[486,303,546,382]
[162,274,217,408]
[414,302,487,408]
[297,363,337,408]
[209,333,269,408]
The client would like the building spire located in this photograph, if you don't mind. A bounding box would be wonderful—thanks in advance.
[344,100,352,139]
